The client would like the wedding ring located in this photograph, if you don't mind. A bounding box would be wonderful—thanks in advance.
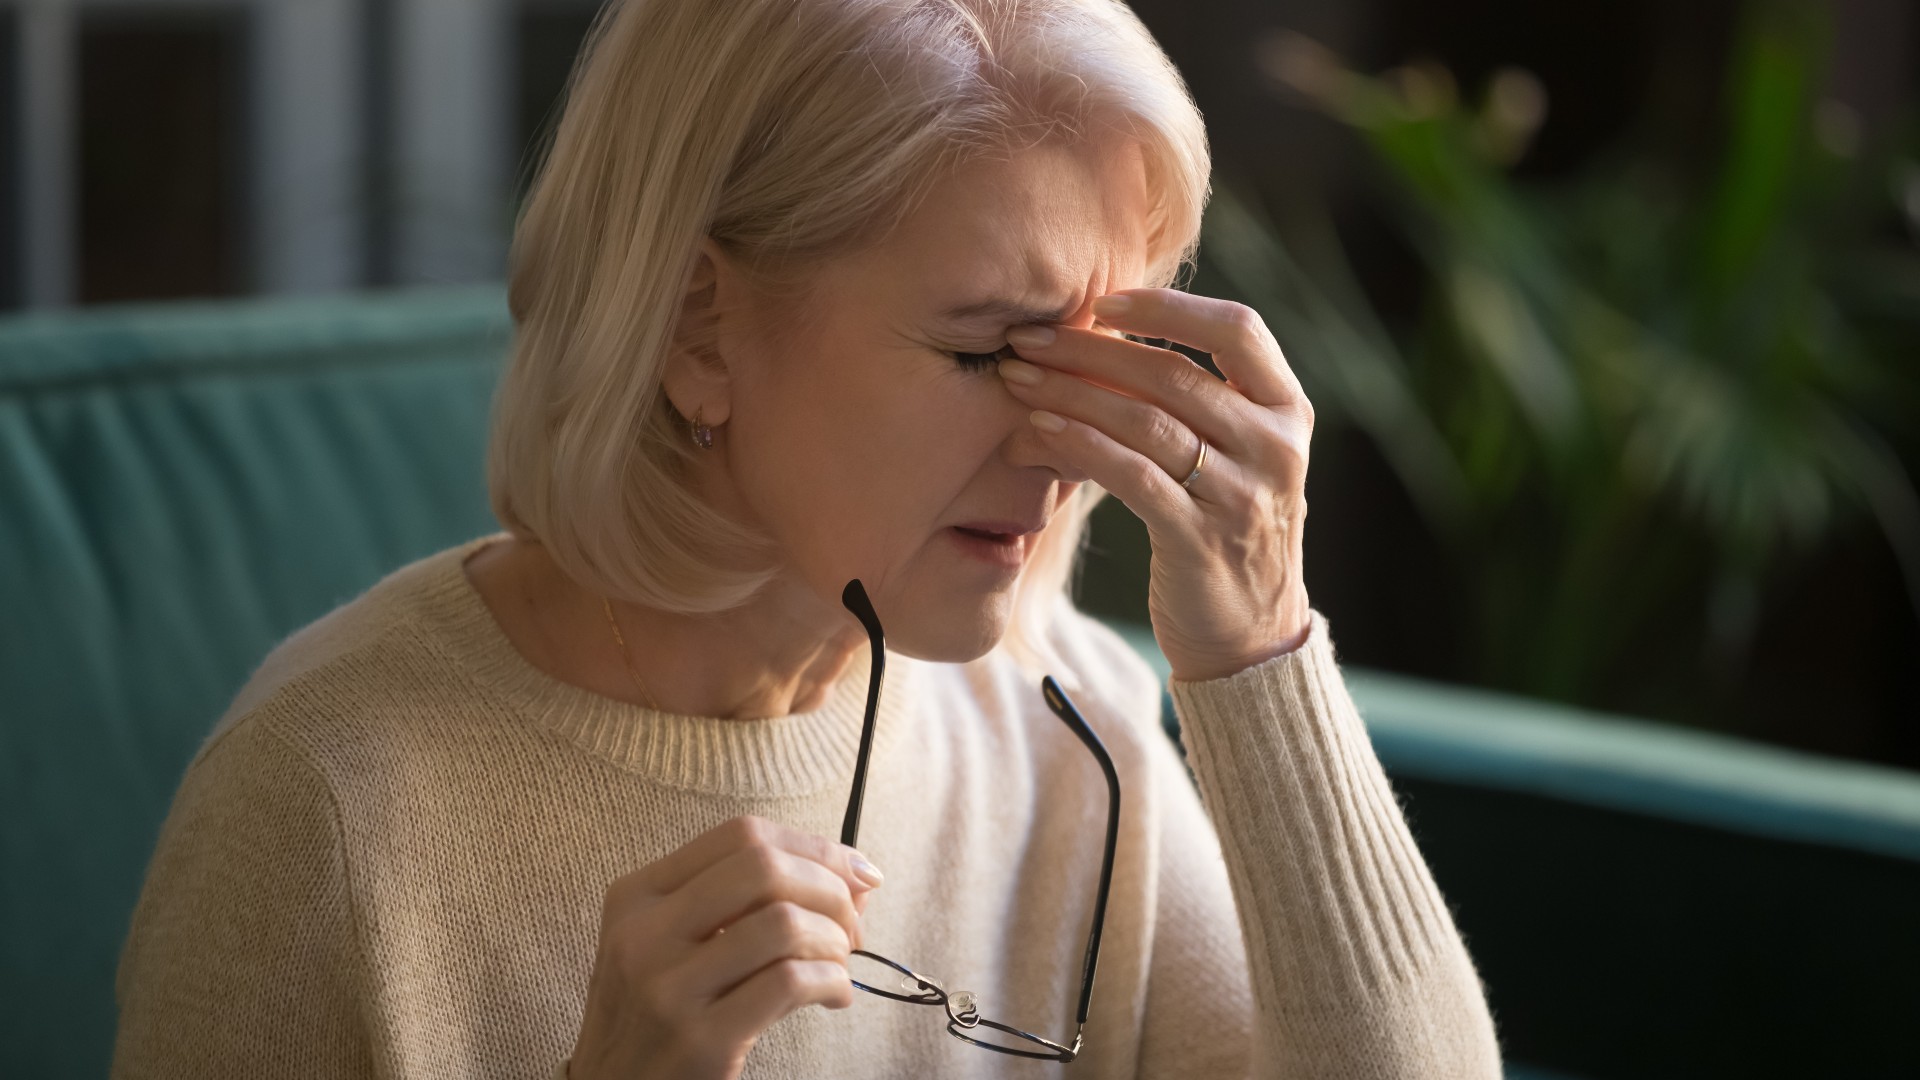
[1180,436,1208,490]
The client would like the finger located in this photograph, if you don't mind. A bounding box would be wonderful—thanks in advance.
[999,356,1221,489]
[1027,406,1252,518]
[667,844,863,953]
[1090,289,1303,409]
[707,959,856,1040]
[675,900,853,1003]
[1002,324,1259,458]
[630,815,881,903]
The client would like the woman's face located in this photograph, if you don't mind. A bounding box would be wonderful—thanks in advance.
[693,138,1155,662]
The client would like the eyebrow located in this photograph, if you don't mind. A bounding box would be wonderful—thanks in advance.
[936,298,1074,327]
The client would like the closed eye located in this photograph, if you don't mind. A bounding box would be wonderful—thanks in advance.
[949,325,1149,371]
[950,343,1019,371]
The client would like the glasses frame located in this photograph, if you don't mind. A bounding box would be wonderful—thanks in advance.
[837,580,1121,1063]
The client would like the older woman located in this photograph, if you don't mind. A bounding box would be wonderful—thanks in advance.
[112,0,1501,1077]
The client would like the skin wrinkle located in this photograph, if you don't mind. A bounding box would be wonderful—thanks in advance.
[467,138,1154,723]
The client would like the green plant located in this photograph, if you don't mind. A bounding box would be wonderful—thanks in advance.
[1204,1,1920,722]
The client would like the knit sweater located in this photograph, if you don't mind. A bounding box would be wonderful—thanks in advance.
[110,532,1502,1078]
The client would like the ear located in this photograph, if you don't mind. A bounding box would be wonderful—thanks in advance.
[661,236,738,427]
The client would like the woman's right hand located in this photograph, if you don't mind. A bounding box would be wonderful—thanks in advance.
[566,815,885,1080]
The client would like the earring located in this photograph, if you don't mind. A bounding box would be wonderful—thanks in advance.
[691,406,714,450]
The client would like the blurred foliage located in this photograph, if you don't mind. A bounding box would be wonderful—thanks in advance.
[1204,0,1920,719]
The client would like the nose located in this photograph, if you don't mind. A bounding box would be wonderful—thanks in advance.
[998,386,1092,483]
[994,300,1117,483]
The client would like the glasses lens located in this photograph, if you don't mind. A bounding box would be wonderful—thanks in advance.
[847,950,944,1005]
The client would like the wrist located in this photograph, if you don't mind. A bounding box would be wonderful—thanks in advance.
[1167,614,1313,683]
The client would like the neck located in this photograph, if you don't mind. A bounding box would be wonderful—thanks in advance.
[463,537,868,721]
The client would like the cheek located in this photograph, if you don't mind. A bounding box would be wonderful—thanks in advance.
[731,364,963,533]
[865,379,1006,497]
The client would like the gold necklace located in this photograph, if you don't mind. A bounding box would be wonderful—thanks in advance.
[601,596,663,711]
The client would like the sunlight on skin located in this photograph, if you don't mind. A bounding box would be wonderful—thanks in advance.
[465,138,1155,720]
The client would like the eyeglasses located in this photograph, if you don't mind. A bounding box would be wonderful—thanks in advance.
[837,580,1120,1063]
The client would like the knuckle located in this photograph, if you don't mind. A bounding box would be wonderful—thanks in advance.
[1277,427,1311,467]
[1226,302,1265,341]
[1157,358,1205,398]
[730,814,774,847]
[1143,410,1186,450]
[767,900,809,939]
[768,959,811,999]
[740,844,788,891]
[1128,455,1166,494]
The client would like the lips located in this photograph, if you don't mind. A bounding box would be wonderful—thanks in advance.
[954,526,1018,545]
[952,519,1043,537]
[948,524,1030,568]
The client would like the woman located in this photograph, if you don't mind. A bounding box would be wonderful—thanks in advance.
[112,0,1502,1076]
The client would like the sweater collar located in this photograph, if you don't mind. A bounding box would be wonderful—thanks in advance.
[409,533,920,797]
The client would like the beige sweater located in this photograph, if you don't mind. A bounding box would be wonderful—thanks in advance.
[111,533,1502,1078]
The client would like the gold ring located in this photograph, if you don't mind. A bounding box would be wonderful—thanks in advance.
[1180,436,1208,490]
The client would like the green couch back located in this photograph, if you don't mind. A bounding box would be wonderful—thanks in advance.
[1,286,512,1078]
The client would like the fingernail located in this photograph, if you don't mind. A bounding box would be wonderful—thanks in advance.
[1006,324,1055,348]
[997,357,1044,385]
[1091,294,1132,317]
[1029,410,1067,433]
[849,851,884,888]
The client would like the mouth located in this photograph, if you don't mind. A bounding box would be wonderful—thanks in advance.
[947,524,1034,568]
[952,526,1023,545]
[951,517,1045,539]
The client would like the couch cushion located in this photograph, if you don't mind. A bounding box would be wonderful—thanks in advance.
[0,285,512,1077]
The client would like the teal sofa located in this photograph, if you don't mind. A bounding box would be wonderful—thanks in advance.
[4,287,1916,1079]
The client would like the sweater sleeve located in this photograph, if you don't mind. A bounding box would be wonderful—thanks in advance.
[111,717,376,1079]
[1162,610,1504,1079]
[1132,678,1257,1077]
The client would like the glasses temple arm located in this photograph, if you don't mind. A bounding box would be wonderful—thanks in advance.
[1041,675,1122,1028]
[839,580,886,849]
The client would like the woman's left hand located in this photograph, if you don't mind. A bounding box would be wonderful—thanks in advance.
[999,288,1314,683]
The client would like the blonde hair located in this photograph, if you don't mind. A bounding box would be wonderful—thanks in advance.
[488,0,1210,683]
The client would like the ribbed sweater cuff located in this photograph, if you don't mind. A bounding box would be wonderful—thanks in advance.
[1166,610,1500,1074]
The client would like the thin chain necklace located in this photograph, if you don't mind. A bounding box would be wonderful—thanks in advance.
[601,596,663,712]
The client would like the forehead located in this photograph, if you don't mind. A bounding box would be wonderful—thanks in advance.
[853,139,1154,323]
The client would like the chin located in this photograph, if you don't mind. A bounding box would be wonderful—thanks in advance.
[885,608,1009,665]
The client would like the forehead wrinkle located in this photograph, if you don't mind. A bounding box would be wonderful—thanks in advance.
[932,177,1141,330]
[937,237,1109,329]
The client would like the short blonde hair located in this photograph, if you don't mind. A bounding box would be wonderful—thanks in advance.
[488,0,1210,682]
